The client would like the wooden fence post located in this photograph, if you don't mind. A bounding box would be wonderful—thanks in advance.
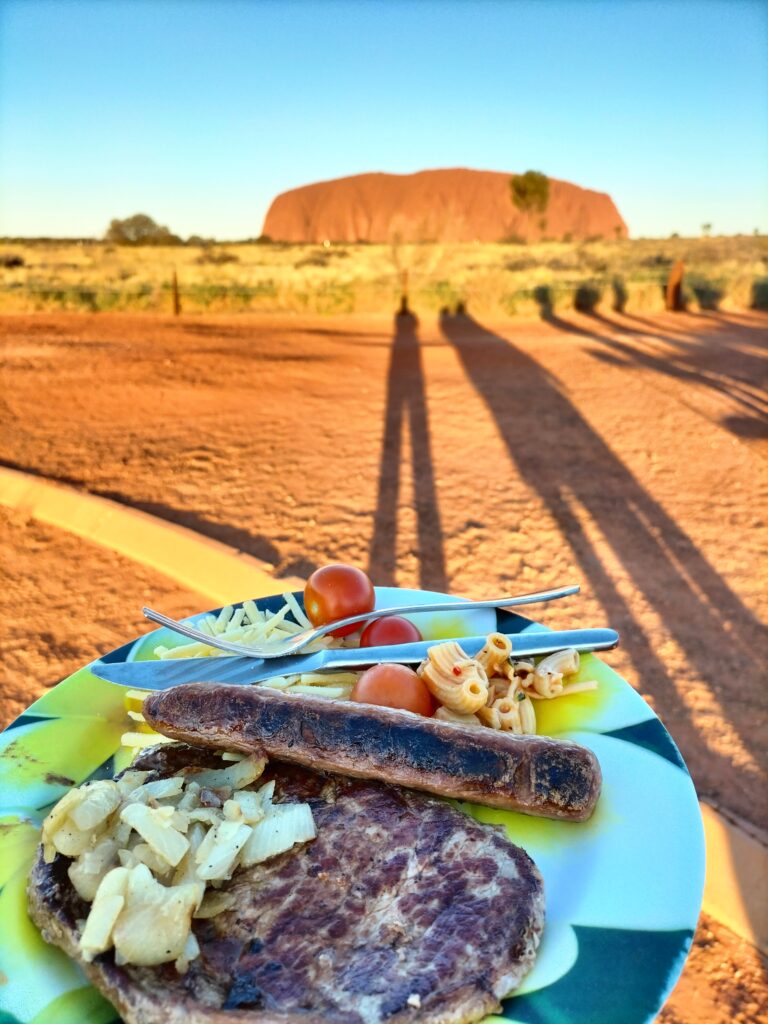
[172,270,181,316]
[398,269,410,315]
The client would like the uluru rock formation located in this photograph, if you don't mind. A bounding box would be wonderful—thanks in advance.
[263,168,627,243]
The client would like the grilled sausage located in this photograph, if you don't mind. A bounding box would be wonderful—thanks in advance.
[143,684,601,821]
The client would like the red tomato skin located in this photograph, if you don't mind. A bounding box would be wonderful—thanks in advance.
[359,616,423,648]
[350,664,436,716]
[303,564,375,637]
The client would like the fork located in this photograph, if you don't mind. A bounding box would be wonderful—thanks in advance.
[142,584,580,659]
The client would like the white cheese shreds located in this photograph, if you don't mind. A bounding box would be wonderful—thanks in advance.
[287,685,352,699]
[120,731,174,750]
[214,606,234,634]
[282,591,312,628]
[259,675,296,690]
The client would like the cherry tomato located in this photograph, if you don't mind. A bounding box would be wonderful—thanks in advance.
[350,664,435,716]
[359,616,422,648]
[304,563,375,637]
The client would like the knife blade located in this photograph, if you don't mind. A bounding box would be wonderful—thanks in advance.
[89,627,619,690]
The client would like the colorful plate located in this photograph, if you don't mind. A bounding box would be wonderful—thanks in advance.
[0,588,704,1024]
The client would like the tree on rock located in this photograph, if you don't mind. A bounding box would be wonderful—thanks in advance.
[509,171,550,220]
[105,214,182,245]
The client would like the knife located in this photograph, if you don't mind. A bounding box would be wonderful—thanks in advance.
[89,628,618,690]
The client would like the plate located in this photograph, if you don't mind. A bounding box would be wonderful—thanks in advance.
[0,588,704,1024]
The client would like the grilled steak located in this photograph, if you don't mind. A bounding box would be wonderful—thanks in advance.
[28,744,544,1024]
[144,684,601,821]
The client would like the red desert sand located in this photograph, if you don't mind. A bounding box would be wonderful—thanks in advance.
[1,309,766,1023]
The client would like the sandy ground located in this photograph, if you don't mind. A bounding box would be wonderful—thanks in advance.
[1,308,767,1021]
[0,507,208,725]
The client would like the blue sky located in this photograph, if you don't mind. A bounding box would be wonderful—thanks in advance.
[1,0,766,239]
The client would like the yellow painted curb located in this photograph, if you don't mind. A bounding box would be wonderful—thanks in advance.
[0,465,304,605]
[701,802,768,954]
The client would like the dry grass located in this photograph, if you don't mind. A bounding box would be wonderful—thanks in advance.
[0,235,766,316]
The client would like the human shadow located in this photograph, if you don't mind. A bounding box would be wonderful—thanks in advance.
[585,310,768,424]
[438,311,767,832]
[532,290,768,433]
[368,310,448,591]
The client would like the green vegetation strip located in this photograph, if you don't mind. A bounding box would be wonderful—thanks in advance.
[1,237,766,316]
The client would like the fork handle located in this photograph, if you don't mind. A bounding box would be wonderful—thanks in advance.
[143,584,580,658]
[310,584,581,637]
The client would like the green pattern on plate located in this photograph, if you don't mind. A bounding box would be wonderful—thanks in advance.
[0,589,704,1024]
[494,926,694,1024]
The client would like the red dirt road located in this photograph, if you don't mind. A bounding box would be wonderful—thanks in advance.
[1,309,767,1022]
[2,309,766,826]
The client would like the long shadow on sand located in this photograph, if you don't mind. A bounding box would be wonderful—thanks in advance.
[438,311,767,829]
[368,311,448,591]
[587,311,768,427]
[534,296,768,439]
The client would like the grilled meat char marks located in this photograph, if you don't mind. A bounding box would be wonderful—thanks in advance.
[28,744,544,1024]
[144,684,601,820]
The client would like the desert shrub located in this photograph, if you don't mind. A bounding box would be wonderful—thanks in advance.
[574,282,602,312]
[294,254,330,269]
[500,234,527,245]
[178,281,278,310]
[751,278,768,309]
[533,285,554,317]
[501,282,571,317]
[578,255,608,274]
[0,252,24,268]
[641,253,673,268]
[612,278,628,312]
[505,256,538,271]
[420,279,461,311]
[546,257,577,271]
[687,276,725,310]
[106,214,182,246]
[195,247,239,265]
[312,281,356,314]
